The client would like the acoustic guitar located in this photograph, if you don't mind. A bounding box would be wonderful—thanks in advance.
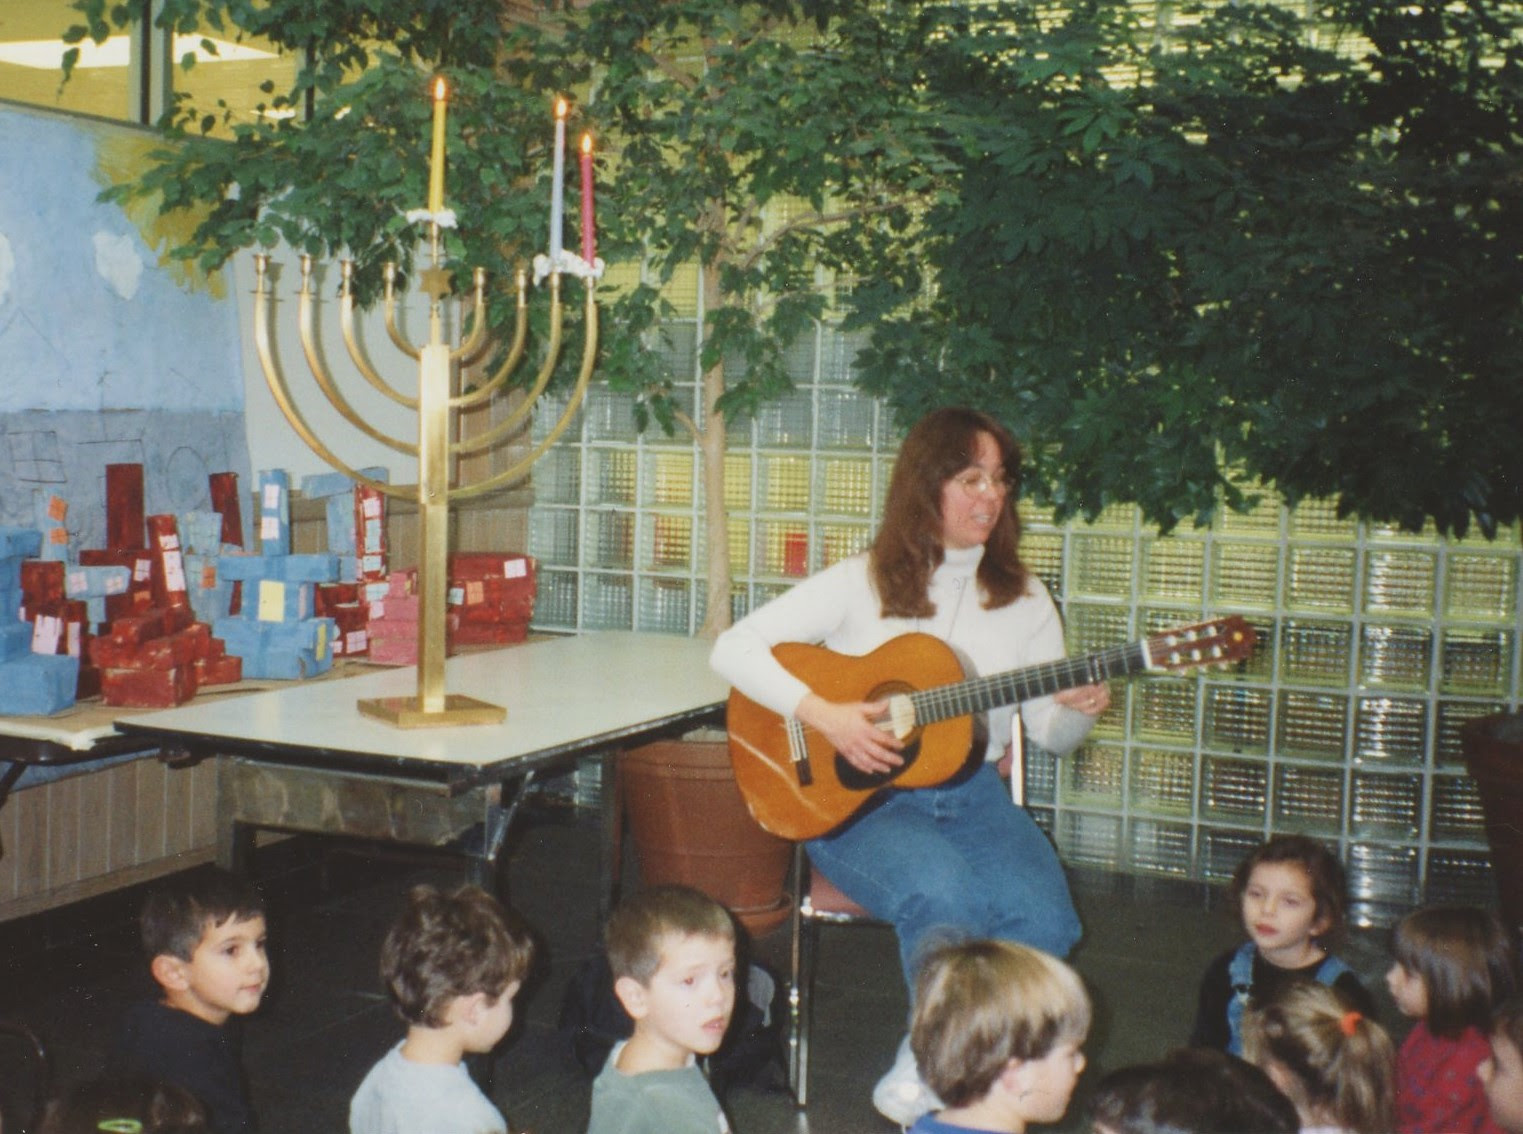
[726,616,1256,840]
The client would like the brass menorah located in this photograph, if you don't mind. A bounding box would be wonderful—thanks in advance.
[250,89,600,727]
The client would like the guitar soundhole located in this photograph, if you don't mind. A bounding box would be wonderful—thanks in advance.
[835,736,921,792]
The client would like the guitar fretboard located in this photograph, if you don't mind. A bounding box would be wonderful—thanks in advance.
[909,641,1150,726]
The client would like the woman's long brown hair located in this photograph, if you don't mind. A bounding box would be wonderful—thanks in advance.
[870,407,1028,618]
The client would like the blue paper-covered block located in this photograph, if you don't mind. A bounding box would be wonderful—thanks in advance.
[65,564,132,600]
[277,554,341,584]
[0,620,31,663]
[0,528,42,559]
[178,510,225,555]
[300,466,390,500]
[324,492,357,557]
[214,616,263,658]
[257,470,292,557]
[216,553,340,586]
[185,553,235,624]
[0,652,79,715]
[33,492,70,562]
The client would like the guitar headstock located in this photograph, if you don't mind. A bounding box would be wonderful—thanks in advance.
[1143,616,1257,672]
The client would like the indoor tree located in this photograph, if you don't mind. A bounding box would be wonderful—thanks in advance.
[63,0,950,635]
[851,0,1523,538]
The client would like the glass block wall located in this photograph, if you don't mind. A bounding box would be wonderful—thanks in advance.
[529,326,1523,927]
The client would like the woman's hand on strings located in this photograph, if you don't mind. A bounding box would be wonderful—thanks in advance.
[796,693,904,775]
[1055,683,1111,717]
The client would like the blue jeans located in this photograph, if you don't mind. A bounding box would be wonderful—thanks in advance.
[804,764,1082,989]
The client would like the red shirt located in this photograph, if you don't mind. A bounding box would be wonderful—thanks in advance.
[1397,1021,1504,1134]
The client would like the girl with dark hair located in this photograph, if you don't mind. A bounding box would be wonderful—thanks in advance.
[1387,905,1519,1134]
[711,407,1108,1123]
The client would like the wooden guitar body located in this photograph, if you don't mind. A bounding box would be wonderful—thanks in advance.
[727,634,970,840]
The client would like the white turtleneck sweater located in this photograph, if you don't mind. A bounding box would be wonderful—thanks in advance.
[709,545,1095,763]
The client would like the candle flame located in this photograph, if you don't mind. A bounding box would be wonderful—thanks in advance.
[434,76,447,102]
[555,97,568,120]
[581,133,593,155]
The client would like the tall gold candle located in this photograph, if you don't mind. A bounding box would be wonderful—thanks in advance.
[428,77,448,213]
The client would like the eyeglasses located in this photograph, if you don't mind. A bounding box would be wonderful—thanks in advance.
[951,470,1015,496]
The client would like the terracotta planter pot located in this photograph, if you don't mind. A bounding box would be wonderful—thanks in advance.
[1462,711,1523,933]
[621,738,793,936]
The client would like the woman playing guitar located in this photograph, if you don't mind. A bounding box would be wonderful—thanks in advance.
[710,406,1110,1125]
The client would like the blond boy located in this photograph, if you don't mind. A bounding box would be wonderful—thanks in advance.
[112,867,269,1134]
[586,885,736,1134]
[350,884,535,1134]
[908,939,1091,1134]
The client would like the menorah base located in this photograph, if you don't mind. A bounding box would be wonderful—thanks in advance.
[357,694,507,729]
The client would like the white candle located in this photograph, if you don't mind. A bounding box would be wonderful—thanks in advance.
[428,77,447,214]
[550,98,567,267]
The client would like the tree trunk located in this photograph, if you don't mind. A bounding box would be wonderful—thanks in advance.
[696,256,732,638]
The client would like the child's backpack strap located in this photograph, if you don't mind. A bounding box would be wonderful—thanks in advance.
[1314,953,1351,985]
[1226,940,1255,1056]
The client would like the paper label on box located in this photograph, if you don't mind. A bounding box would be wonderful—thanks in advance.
[504,558,527,578]
[467,581,484,604]
[362,496,381,518]
[364,582,388,604]
[134,558,152,582]
[263,483,283,509]
[32,615,61,654]
[158,533,181,552]
[261,515,281,540]
[107,572,128,595]
[316,621,329,659]
[67,622,81,657]
[448,586,465,606]
[370,600,385,619]
[67,570,87,595]
[164,554,186,593]
[49,527,68,545]
[363,517,383,552]
[348,630,367,652]
[258,580,286,622]
[201,564,218,589]
[361,553,384,575]
[48,495,67,521]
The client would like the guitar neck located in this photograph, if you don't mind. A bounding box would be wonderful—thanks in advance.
[909,640,1151,726]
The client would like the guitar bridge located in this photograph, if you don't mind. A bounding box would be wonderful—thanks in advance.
[786,717,814,786]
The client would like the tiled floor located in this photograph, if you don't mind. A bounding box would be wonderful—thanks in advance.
[0,803,1405,1133]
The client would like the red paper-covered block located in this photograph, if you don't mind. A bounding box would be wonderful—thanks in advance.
[448,552,535,584]
[21,560,65,605]
[146,515,193,611]
[101,664,198,708]
[22,599,90,658]
[138,623,212,670]
[209,471,244,548]
[451,621,530,646]
[106,464,146,551]
[315,582,359,615]
[327,604,368,656]
[354,485,388,581]
[195,651,242,686]
[109,611,166,648]
[162,604,195,636]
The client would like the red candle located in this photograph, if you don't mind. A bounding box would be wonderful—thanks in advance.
[580,132,596,264]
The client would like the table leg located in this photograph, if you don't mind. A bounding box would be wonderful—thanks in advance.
[601,748,623,923]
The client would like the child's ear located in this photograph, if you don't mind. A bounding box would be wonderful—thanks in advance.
[150,953,190,992]
[613,975,649,1021]
[999,1057,1030,1100]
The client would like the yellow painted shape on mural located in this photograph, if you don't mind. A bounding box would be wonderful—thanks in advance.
[91,127,227,299]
